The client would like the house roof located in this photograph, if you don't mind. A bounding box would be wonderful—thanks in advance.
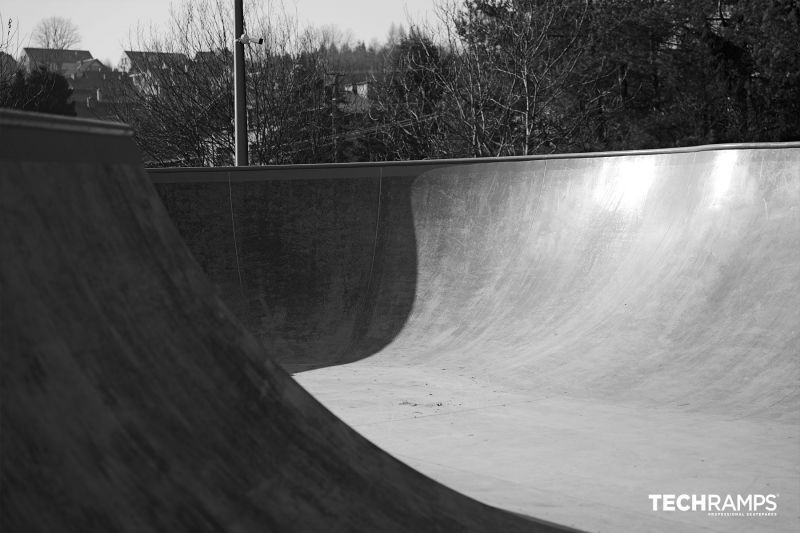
[69,69,127,89]
[122,51,191,71]
[193,50,231,62]
[23,48,93,65]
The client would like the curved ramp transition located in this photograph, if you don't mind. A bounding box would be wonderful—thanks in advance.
[0,110,578,532]
[151,139,800,532]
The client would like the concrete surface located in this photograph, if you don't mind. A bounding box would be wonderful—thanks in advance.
[0,109,575,532]
[152,144,800,532]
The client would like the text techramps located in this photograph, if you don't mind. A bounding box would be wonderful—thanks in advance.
[2,109,797,532]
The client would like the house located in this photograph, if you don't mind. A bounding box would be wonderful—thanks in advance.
[119,50,192,73]
[342,80,371,113]
[12,49,123,120]
[31,55,129,121]
[63,58,109,77]
[193,49,232,67]
[21,48,93,74]
[67,69,132,121]
[119,50,191,96]
[192,49,232,92]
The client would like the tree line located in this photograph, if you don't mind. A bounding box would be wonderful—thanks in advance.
[378,0,800,160]
[2,0,799,166]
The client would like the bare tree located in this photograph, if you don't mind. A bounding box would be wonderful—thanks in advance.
[33,16,80,49]
[1,14,20,90]
[368,1,598,160]
[435,0,592,156]
[110,0,339,166]
[1,14,17,53]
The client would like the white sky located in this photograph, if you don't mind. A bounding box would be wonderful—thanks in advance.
[2,0,434,68]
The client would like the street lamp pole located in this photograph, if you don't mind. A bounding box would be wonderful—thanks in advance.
[234,0,248,166]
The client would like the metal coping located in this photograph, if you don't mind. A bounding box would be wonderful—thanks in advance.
[149,141,800,183]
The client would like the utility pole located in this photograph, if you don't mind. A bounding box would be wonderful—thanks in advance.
[329,71,342,163]
[234,0,247,166]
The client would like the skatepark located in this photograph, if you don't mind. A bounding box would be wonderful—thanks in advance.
[2,109,798,531]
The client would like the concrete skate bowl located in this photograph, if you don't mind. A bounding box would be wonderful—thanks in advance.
[151,143,800,532]
[1,110,578,532]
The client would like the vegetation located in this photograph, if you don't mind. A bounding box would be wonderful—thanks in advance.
[0,68,76,116]
[2,1,798,164]
[1,15,77,117]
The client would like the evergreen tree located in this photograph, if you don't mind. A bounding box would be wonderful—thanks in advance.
[0,68,76,116]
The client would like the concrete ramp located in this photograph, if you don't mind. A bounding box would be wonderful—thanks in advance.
[151,143,800,531]
[0,110,574,532]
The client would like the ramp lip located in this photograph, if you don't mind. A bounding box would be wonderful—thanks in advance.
[0,108,133,137]
[149,140,800,183]
[150,140,800,175]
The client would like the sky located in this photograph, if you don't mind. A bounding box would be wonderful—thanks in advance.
[2,0,434,68]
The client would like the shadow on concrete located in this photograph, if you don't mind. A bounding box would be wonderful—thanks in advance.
[153,167,419,373]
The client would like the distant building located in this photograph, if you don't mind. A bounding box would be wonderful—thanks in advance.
[63,58,109,77]
[119,51,191,96]
[66,68,132,121]
[193,49,232,66]
[192,49,232,92]
[13,48,124,120]
[21,48,93,74]
[342,80,371,113]
[119,50,191,73]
